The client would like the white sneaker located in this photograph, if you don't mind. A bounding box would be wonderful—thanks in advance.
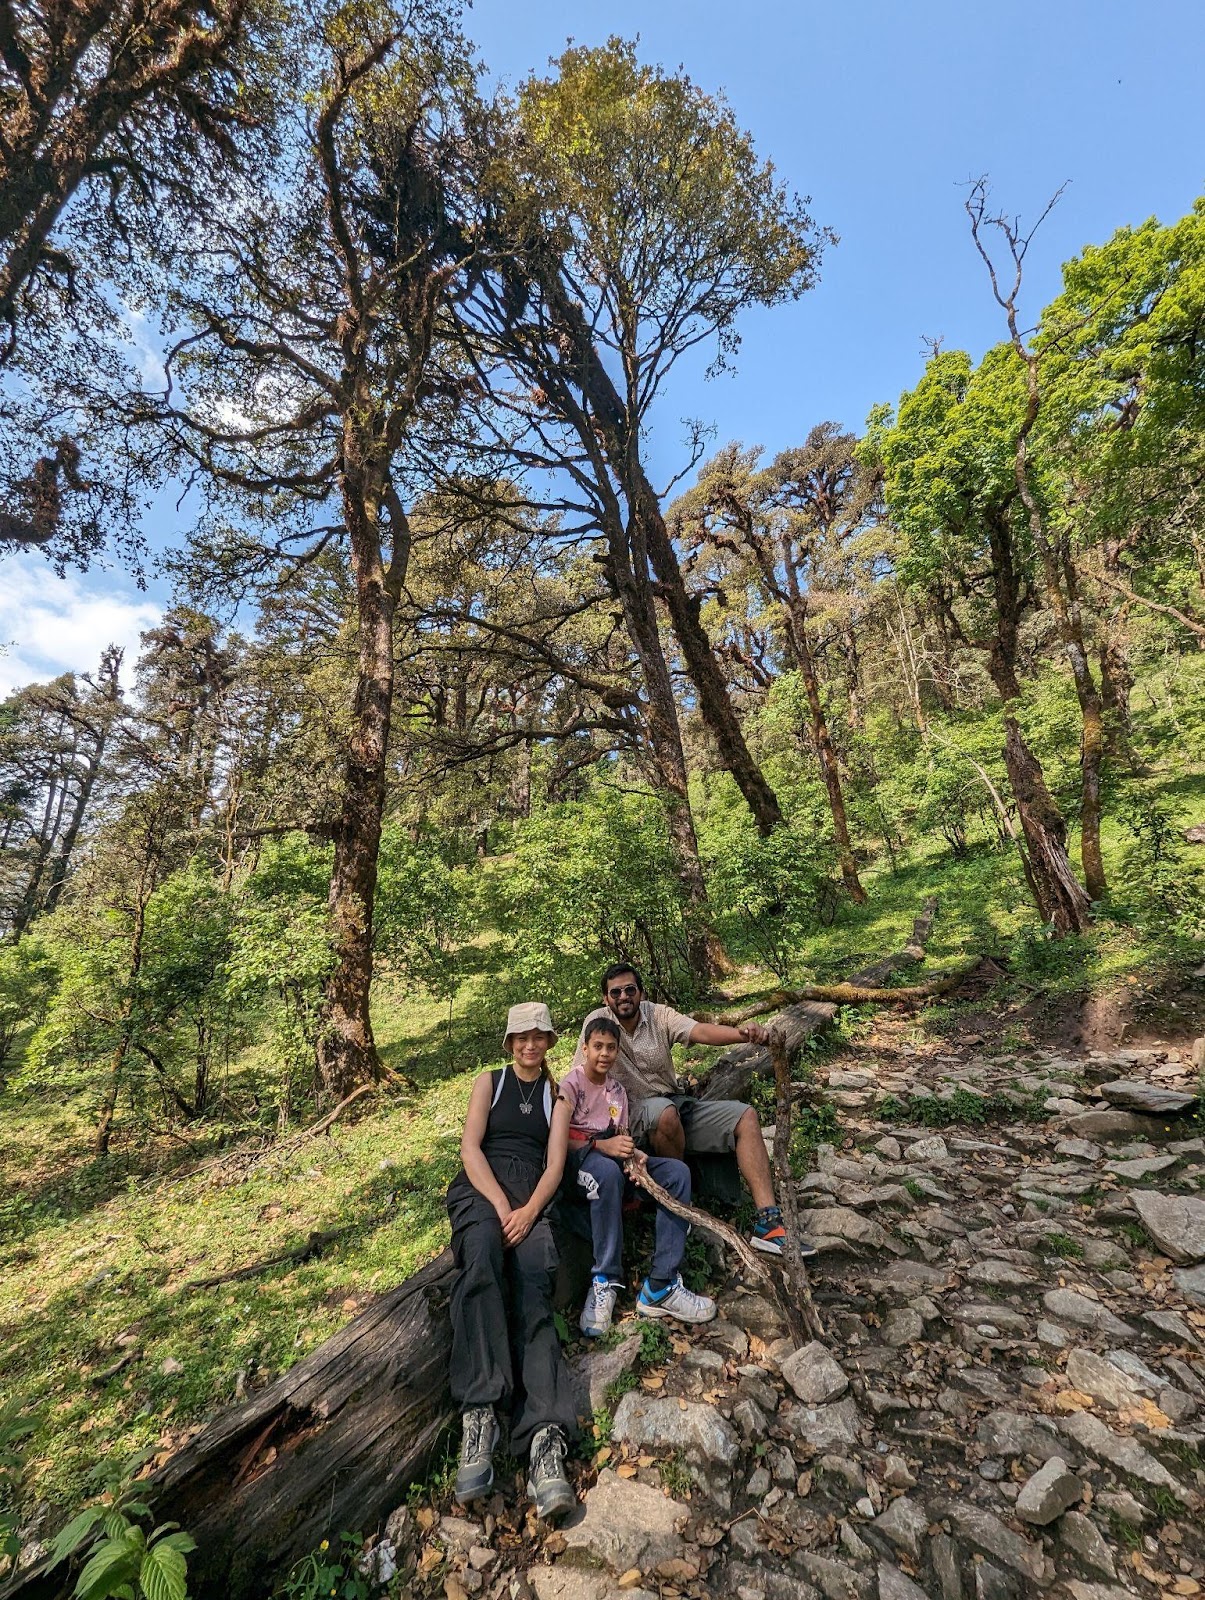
[580,1276,620,1337]
[636,1275,716,1324]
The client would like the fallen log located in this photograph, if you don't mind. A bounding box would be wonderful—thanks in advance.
[2,1253,460,1600]
[700,897,939,1103]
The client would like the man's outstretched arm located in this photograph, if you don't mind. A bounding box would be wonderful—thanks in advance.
[688,1021,770,1048]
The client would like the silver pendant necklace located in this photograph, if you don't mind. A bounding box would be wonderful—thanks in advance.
[515,1072,540,1116]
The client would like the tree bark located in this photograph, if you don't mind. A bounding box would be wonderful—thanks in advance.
[1002,715,1092,934]
[785,605,865,902]
[317,463,409,1099]
[538,260,783,839]
[0,1253,460,1600]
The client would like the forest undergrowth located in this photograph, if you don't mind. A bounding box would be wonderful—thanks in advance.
[2,751,1201,1517]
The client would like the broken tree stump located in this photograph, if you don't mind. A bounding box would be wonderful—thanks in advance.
[2,1252,460,1600]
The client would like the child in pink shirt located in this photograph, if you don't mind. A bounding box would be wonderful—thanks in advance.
[560,1015,716,1336]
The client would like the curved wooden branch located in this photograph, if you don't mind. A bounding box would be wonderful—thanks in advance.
[622,1157,777,1300]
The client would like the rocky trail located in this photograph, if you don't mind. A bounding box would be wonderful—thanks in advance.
[363,1016,1205,1600]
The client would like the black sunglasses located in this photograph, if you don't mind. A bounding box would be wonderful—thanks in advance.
[607,984,639,998]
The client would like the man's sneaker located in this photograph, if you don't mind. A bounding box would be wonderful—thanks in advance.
[455,1405,499,1504]
[750,1206,818,1259]
[636,1275,717,1324]
[526,1424,574,1522]
[580,1276,620,1338]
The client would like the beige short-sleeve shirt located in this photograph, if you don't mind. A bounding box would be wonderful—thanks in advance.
[573,1000,698,1101]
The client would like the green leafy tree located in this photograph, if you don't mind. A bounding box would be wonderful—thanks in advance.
[869,346,1093,933]
[0,936,58,1076]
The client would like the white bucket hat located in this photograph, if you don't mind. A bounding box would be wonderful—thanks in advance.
[502,1001,559,1051]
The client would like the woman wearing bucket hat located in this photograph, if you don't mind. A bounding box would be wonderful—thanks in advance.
[445,1001,577,1521]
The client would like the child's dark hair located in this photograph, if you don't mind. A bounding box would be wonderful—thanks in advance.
[584,1015,621,1044]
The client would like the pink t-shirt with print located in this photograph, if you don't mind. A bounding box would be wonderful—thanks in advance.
[558,1066,629,1143]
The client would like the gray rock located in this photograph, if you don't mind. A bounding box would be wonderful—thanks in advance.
[1063,1585,1141,1600]
[930,1534,962,1600]
[875,1136,903,1161]
[732,1398,769,1439]
[531,1572,656,1600]
[721,1292,789,1341]
[746,1466,772,1498]
[1062,1109,1163,1139]
[1040,1289,1133,1336]
[682,1346,726,1373]
[1144,1307,1203,1347]
[872,1495,929,1560]
[1104,1154,1180,1180]
[611,1393,739,1465]
[965,1259,1035,1288]
[976,1410,1066,1464]
[780,1341,849,1405]
[1099,1079,1196,1114]
[1055,1138,1102,1160]
[1058,1411,1188,1498]
[569,1330,642,1415]
[721,1558,821,1600]
[1132,1190,1205,1263]
[804,1207,900,1253]
[1057,1510,1116,1578]
[1036,1320,1070,1348]
[1172,1263,1205,1304]
[951,1304,1029,1335]
[972,1561,1020,1600]
[1015,1457,1083,1524]
[1064,1347,1145,1409]
[906,1134,950,1161]
[783,1396,861,1449]
[1093,1488,1146,1525]
[1103,1349,1162,1391]
[707,1320,751,1360]
[437,1516,482,1556]
[1158,1384,1198,1423]
[562,1469,687,1573]
[930,1500,1048,1585]
[877,1563,930,1600]
[1164,1355,1205,1395]
[794,1553,875,1600]
[881,1259,953,1290]
[882,1309,925,1346]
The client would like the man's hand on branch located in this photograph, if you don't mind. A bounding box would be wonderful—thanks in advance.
[737,1023,770,1045]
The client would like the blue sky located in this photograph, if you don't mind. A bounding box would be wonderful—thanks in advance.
[2,0,1203,694]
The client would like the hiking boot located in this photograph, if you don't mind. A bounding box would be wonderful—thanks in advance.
[455,1405,499,1504]
[526,1424,574,1522]
[579,1276,620,1338]
[636,1274,717,1324]
[750,1205,818,1259]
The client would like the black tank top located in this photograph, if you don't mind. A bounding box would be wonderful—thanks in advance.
[481,1065,553,1168]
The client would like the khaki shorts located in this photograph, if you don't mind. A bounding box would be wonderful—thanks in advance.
[629,1095,747,1154]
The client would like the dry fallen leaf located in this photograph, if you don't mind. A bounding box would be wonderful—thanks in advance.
[642,1373,665,1390]
[617,1463,639,1479]
[1053,1389,1097,1413]
[617,1570,644,1589]
[1118,1399,1172,1430]
[593,1447,612,1467]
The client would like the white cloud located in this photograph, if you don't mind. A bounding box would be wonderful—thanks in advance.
[0,562,162,698]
